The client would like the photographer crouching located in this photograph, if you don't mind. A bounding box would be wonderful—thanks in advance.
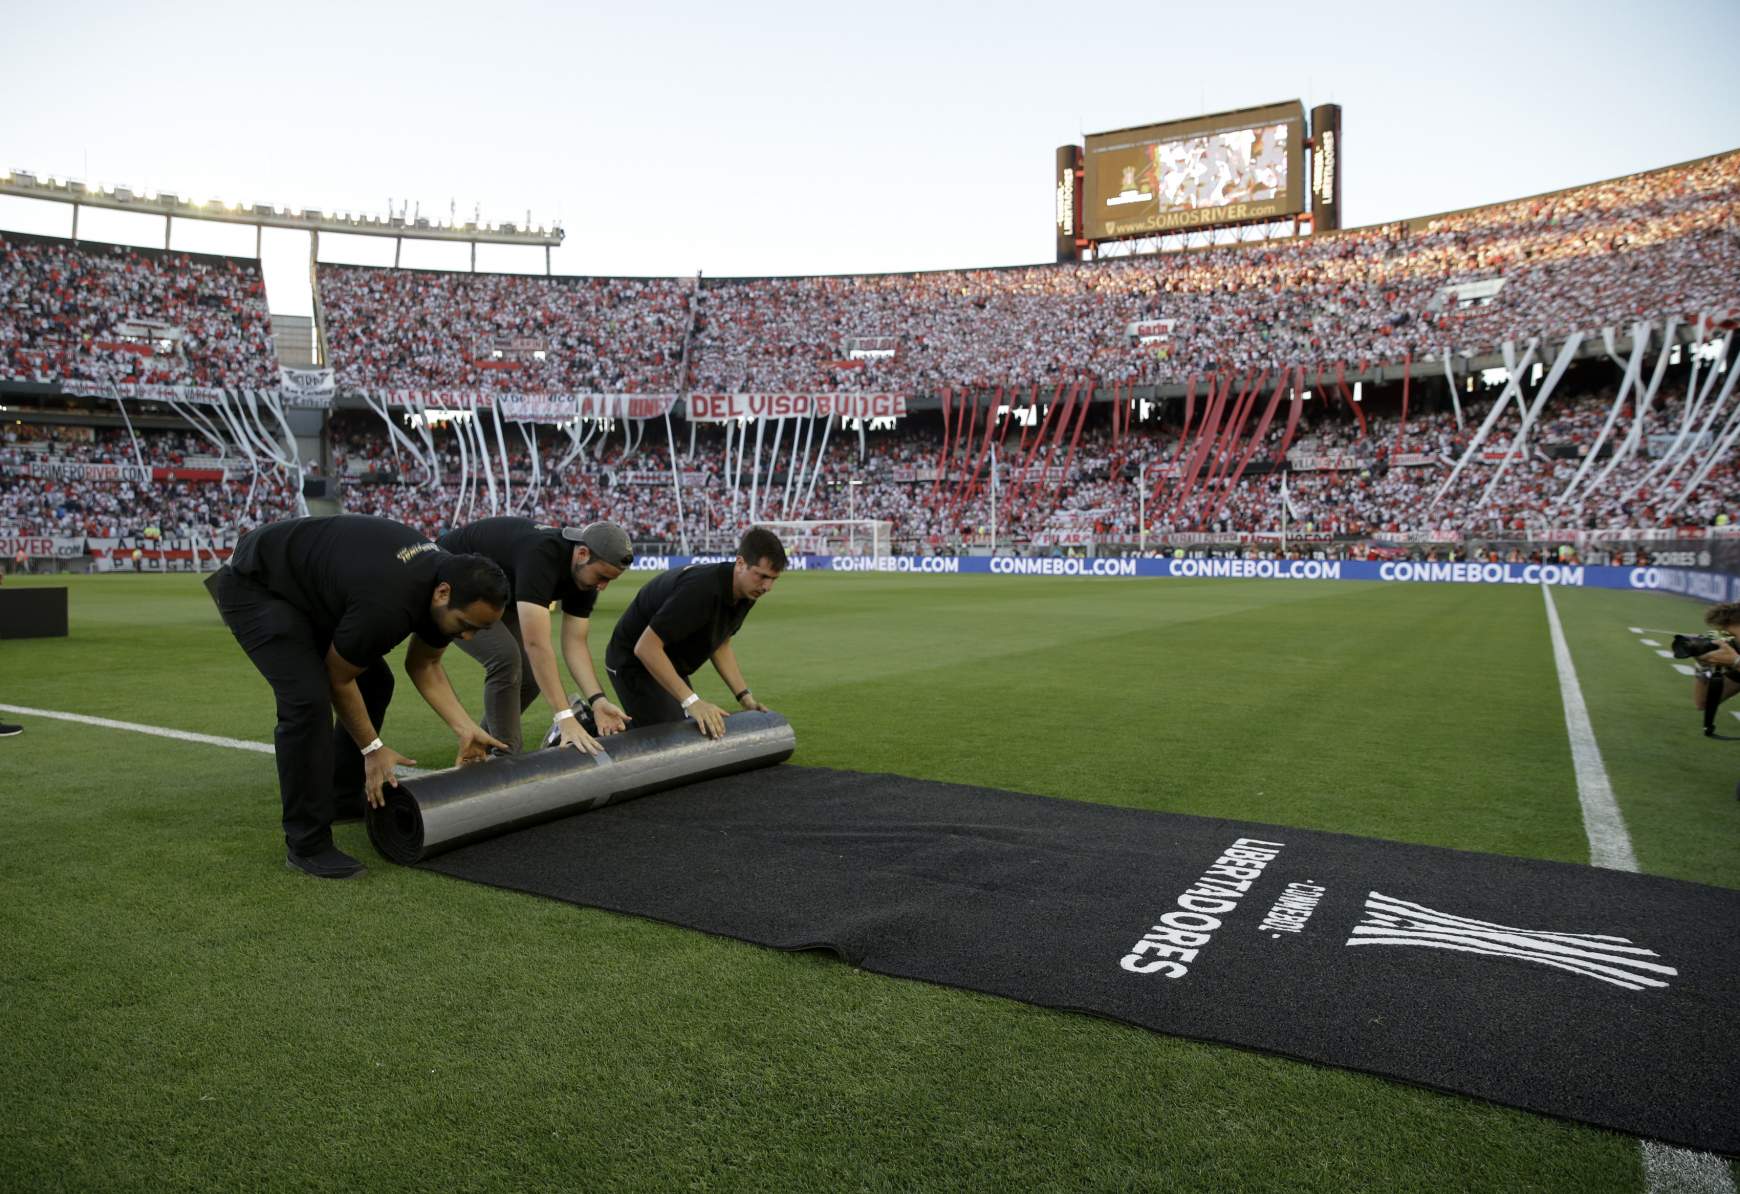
[1678,601,1740,736]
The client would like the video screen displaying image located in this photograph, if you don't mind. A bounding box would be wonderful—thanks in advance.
[1085,102,1304,238]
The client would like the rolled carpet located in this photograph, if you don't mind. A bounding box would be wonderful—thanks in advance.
[365,711,795,864]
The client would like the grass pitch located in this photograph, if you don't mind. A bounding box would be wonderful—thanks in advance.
[1,571,1735,1192]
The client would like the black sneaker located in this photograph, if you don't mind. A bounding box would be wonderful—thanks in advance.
[285,846,367,879]
[0,723,20,737]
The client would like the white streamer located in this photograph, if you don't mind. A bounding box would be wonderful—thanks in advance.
[1555,324,1649,510]
[1605,315,1680,472]
[664,407,689,553]
[1476,334,1584,509]
[748,415,768,523]
[490,398,513,513]
[1440,349,1464,430]
[1665,392,1740,516]
[1657,342,1740,496]
[762,416,787,519]
[1428,339,1539,511]
[469,398,498,515]
[800,415,836,517]
[450,405,472,525]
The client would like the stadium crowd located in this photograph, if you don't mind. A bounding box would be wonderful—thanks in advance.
[0,232,278,390]
[689,153,1740,392]
[316,267,691,397]
[307,155,1740,400]
[3,153,1738,556]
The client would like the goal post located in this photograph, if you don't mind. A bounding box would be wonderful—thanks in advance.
[753,519,894,559]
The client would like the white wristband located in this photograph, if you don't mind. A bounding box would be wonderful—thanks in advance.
[681,693,701,712]
[553,709,575,723]
[360,737,384,756]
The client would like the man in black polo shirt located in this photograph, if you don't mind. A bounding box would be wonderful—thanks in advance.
[436,516,634,754]
[208,514,512,879]
[605,527,785,739]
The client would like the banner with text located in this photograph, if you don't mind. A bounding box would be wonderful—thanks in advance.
[685,393,908,423]
[623,554,1740,600]
[498,394,680,422]
[278,367,336,404]
[59,381,332,411]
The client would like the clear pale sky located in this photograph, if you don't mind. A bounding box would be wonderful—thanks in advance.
[2,0,1737,318]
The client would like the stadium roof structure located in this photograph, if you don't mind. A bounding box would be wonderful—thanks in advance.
[0,169,563,249]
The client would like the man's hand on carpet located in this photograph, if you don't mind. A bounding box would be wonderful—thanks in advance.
[365,747,416,806]
[688,698,727,739]
[591,698,631,736]
[455,724,508,767]
[553,715,603,755]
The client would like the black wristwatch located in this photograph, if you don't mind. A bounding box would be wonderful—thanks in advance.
[585,692,606,707]
[734,688,752,703]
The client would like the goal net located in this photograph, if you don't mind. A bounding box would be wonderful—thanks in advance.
[753,519,894,559]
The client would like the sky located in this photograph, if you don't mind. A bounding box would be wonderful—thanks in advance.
[1,0,1737,318]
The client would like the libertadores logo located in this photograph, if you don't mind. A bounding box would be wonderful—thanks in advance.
[1346,892,1678,991]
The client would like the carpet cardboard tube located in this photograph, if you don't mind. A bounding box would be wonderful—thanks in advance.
[366,711,796,865]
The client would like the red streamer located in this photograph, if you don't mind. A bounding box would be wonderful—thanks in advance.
[1211,368,1291,520]
[1273,367,1306,464]
[1167,371,1237,523]
[1007,382,1063,513]
[1334,361,1368,437]
[932,387,954,498]
[1045,376,1095,519]
[1396,350,1413,450]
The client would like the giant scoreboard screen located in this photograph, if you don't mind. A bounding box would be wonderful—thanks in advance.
[1083,101,1306,239]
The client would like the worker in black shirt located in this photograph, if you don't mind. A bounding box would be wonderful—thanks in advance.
[605,527,785,739]
[207,515,512,879]
[435,517,635,754]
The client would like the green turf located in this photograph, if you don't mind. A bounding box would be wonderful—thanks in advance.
[1,571,1734,1192]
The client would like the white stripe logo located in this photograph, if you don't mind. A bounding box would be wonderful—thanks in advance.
[1347,892,1677,992]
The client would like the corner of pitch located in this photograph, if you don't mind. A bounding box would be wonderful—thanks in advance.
[1118,838,1286,979]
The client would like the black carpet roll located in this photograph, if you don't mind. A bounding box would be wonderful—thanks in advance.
[365,711,795,864]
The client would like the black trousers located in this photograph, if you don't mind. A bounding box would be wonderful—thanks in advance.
[604,655,688,727]
[207,567,395,855]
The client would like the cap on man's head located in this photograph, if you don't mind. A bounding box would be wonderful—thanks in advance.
[562,522,634,569]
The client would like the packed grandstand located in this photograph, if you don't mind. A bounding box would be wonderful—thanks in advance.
[2,150,1738,567]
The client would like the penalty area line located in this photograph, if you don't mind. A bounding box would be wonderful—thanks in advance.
[1538,590,1736,1194]
[0,703,431,778]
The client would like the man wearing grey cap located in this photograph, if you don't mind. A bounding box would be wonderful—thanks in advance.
[435,515,634,753]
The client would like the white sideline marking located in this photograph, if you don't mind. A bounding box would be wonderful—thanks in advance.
[1630,627,1645,633]
[1656,650,1676,658]
[1673,665,1698,677]
[1539,592,1637,871]
[1641,638,1662,646]
[1539,593,1735,1194]
[1641,1143,1738,1194]
[0,703,430,777]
